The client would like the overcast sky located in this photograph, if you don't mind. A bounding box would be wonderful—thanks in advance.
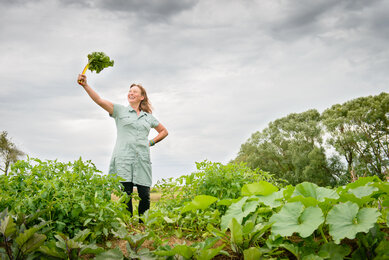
[1,0,388,184]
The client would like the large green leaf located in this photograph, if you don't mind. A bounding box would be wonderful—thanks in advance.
[15,222,46,253]
[318,242,350,260]
[344,176,381,190]
[172,244,195,259]
[94,248,124,260]
[195,245,225,260]
[181,195,218,213]
[79,244,105,255]
[220,197,249,230]
[241,181,278,196]
[269,202,324,238]
[326,201,381,244]
[20,233,46,254]
[292,182,339,202]
[228,218,243,248]
[0,215,16,238]
[39,241,67,258]
[255,190,284,208]
[347,185,378,199]
[243,247,262,260]
[337,193,374,207]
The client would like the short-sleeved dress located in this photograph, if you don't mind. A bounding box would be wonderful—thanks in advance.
[108,104,159,187]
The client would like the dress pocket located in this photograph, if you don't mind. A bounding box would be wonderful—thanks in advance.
[138,151,151,163]
[118,116,136,127]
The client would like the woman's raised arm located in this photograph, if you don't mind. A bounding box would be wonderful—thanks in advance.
[77,74,114,115]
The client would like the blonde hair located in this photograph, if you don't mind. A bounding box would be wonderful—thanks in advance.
[130,84,153,113]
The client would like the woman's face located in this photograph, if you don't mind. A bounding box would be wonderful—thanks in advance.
[128,86,144,104]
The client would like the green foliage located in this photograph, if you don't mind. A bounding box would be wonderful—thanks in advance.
[0,208,47,260]
[154,237,227,260]
[270,202,324,238]
[326,201,380,244]
[181,195,218,213]
[318,242,351,260]
[0,157,128,242]
[234,109,344,186]
[147,161,280,240]
[235,92,389,186]
[194,161,279,199]
[109,230,154,259]
[0,131,24,175]
[86,52,114,73]
[155,161,280,213]
[214,177,387,259]
[39,229,105,259]
[94,247,124,260]
[2,154,387,259]
[322,92,389,179]
[241,181,279,196]
[228,218,271,255]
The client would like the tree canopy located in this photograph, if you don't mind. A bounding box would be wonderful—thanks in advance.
[322,92,388,179]
[0,131,24,175]
[234,92,388,186]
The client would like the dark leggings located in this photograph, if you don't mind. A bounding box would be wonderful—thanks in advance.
[121,182,150,216]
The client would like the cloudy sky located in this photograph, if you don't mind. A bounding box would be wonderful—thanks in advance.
[1,0,388,184]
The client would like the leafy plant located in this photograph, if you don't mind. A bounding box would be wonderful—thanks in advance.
[0,157,129,242]
[111,229,154,259]
[0,208,47,260]
[39,229,105,259]
[154,237,227,260]
[349,224,388,260]
[326,201,380,244]
[181,195,218,213]
[81,51,114,74]
[269,202,324,238]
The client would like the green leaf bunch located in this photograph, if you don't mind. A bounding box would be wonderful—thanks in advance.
[39,229,105,259]
[216,177,388,259]
[0,157,128,242]
[154,237,227,260]
[0,208,47,260]
[87,52,114,73]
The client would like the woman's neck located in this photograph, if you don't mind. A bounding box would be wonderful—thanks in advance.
[130,102,141,114]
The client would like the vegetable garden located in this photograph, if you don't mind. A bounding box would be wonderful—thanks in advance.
[0,158,388,259]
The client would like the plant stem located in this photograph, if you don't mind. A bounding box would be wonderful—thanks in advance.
[81,62,90,75]
[319,225,328,244]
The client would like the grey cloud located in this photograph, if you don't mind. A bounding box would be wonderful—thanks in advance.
[1,0,199,23]
[268,0,385,41]
[59,0,199,22]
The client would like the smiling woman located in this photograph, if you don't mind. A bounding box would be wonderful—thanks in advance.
[77,74,168,220]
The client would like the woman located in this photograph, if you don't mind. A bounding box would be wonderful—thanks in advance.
[77,74,168,218]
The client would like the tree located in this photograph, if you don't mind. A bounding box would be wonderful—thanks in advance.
[0,131,25,175]
[234,109,344,186]
[322,92,389,179]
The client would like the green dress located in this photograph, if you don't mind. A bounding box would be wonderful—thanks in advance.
[108,104,159,187]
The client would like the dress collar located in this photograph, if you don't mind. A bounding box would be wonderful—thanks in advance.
[128,106,146,117]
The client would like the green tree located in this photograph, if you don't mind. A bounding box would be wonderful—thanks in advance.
[322,92,389,179]
[234,110,344,186]
[0,131,24,175]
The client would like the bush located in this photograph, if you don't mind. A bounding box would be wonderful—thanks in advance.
[0,157,129,242]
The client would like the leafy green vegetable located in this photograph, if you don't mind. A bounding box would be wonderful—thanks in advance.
[181,195,218,213]
[318,242,351,260]
[326,201,381,243]
[82,51,114,74]
[291,182,339,202]
[241,181,278,196]
[269,202,324,238]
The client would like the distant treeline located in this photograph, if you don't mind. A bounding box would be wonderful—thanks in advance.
[233,92,388,186]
